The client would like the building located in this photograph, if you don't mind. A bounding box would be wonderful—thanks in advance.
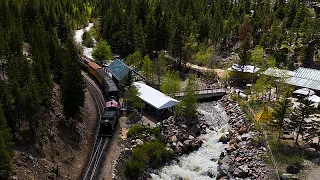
[133,82,179,113]
[262,67,320,92]
[227,64,261,82]
[106,59,131,85]
[286,67,320,92]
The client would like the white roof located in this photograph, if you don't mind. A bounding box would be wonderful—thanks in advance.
[306,95,320,103]
[263,68,295,78]
[133,82,179,110]
[293,88,315,96]
[227,64,260,73]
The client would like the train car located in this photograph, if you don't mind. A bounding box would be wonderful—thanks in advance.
[99,100,119,137]
[80,56,90,68]
[96,68,119,99]
[87,61,102,85]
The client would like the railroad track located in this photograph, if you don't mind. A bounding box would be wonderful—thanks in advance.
[82,73,109,180]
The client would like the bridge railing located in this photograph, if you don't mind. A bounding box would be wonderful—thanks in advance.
[174,88,226,97]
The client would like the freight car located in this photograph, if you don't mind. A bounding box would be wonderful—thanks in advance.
[80,56,120,136]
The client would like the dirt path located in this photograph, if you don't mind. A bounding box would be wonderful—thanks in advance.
[99,117,128,180]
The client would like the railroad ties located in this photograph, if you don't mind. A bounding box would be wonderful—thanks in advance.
[82,73,109,180]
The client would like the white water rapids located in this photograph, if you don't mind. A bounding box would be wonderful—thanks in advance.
[151,102,229,180]
[74,23,96,59]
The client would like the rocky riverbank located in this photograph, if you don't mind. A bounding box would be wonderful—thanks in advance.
[217,96,270,179]
[113,115,208,179]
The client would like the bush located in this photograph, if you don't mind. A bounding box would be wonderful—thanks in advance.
[125,159,145,179]
[125,140,174,178]
[127,124,143,137]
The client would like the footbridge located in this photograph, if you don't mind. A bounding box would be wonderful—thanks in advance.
[174,88,227,100]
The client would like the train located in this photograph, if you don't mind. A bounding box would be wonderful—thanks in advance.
[80,56,120,137]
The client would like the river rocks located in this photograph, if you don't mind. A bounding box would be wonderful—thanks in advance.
[280,173,300,180]
[217,96,269,179]
[160,116,206,155]
[286,165,300,174]
[219,134,230,144]
[135,139,144,146]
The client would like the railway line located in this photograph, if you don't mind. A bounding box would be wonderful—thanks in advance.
[82,73,109,180]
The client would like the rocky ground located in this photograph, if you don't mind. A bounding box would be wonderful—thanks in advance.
[113,114,208,179]
[11,83,96,180]
[217,96,276,179]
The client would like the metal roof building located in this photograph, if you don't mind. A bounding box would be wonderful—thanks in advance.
[262,68,295,78]
[106,59,130,81]
[133,82,179,110]
[286,67,320,91]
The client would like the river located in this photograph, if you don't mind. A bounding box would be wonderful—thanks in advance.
[151,102,229,180]
[74,23,96,59]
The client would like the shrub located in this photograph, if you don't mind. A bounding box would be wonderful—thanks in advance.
[125,159,145,179]
[127,124,143,137]
[125,140,174,178]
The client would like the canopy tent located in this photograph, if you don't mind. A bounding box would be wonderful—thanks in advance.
[293,88,315,96]
[133,82,179,110]
[306,95,320,103]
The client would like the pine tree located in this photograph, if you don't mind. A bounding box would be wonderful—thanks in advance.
[124,86,144,110]
[181,74,198,120]
[61,38,85,119]
[289,99,315,144]
[271,91,292,143]
[0,103,13,179]
[141,55,153,85]
[160,70,181,97]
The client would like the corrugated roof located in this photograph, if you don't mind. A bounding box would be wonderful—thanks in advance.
[286,67,320,91]
[106,59,130,81]
[263,68,295,78]
[294,67,320,81]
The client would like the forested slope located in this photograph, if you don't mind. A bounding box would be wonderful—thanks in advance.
[100,0,320,69]
[0,0,96,178]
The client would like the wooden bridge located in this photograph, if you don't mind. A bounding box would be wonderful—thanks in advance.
[174,88,227,100]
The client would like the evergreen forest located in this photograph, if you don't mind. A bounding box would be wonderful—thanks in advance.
[0,0,320,178]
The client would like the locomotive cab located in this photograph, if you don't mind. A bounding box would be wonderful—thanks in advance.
[99,100,119,137]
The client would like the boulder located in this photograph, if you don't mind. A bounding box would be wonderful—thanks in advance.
[219,134,230,144]
[184,140,192,146]
[280,173,294,180]
[241,133,251,141]
[190,124,201,135]
[136,139,144,146]
[286,165,299,174]
[218,163,229,176]
[171,135,177,142]
[189,135,195,140]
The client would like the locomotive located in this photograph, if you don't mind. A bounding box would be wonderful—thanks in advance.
[80,56,120,137]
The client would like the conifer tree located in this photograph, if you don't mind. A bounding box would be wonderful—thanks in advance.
[141,55,153,84]
[289,99,315,144]
[181,74,198,120]
[0,103,12,179]
[271,91,292,143]
[61,38,85,119]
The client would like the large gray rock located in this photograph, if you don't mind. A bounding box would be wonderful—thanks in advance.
[136,139,144,146]
[286,165,299,174]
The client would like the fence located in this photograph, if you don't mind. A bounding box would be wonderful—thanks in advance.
[246,105,281,180]
[174,88,226,97]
